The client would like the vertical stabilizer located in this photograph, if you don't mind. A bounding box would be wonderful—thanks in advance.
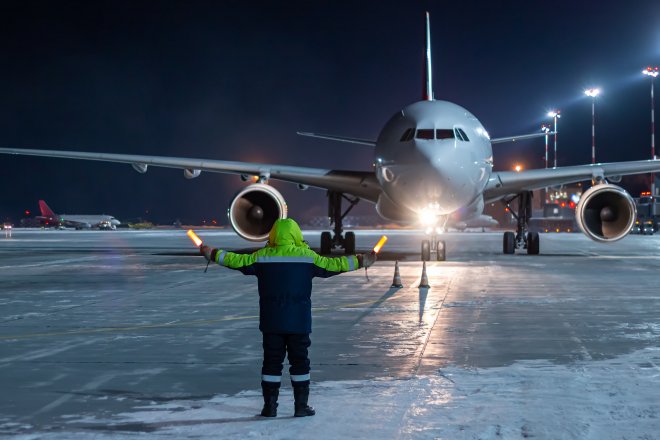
[38,200,56,218]
[422,11,433,101]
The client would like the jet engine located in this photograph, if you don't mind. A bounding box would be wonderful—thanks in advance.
[575,183,636,242]
[228,183,287,241]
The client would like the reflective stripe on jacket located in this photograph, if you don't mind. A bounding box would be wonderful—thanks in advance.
[214,219,359,333]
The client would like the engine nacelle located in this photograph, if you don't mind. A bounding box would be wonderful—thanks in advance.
[184,168,201,179]
[132,163,148,174]
[575,183,636,242]
[228,184,287,241]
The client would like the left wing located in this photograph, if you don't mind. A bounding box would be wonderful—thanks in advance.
[0,148,381,202]
[484,159,660,202]
[490,131,555,144]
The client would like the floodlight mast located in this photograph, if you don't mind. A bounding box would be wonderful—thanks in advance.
[643,66,658,215]
[547,111,560,167]
[584,88,601,164]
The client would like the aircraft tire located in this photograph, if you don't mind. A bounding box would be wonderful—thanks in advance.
[344,231,356,255]
[421,240,431,261]
[436,240,446,261]
[503,232,515,254]
[320,232,332,255]
[526,232,540,255]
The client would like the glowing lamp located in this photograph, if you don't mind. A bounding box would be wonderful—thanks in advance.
[373,235,388,253]
[584,88,601,97]
[186,229,203,247]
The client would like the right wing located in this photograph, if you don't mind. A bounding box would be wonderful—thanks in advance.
[0,147,382,202]
[484,159,660,202]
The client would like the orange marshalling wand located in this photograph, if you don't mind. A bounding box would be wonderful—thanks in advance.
[186,229,203,247]
[373,235,388,253]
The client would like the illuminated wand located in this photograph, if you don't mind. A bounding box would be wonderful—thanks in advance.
[186,229,211,272]
[365,235,388,281]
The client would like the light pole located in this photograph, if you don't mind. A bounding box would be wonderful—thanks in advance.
[547,111,560,167]
[643,67,658,219]
[584,88,601,164]
[541,124,550,169]
[541,124,550,204]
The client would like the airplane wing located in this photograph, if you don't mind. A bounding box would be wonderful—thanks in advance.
[490,131,555,144]
[484,159,660,202]
[0,147,381,202]
[296,132,377,146]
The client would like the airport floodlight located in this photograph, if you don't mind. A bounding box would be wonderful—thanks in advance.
[514,164,523,172]
[584,88,600,98]
[642,66,658,210]
[642,66,659,78]
[547,110,561,167]
[584,90,600,163]
[541,124,550,171]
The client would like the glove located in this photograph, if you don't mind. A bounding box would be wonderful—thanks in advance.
[358,251,377,268]
[200,244,215,262]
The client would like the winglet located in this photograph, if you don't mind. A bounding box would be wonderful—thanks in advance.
[422,12,433,101]
[38,200,56,218]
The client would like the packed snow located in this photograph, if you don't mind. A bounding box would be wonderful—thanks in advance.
[7,347,660,439]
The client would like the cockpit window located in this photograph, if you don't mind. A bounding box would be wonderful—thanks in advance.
[436,129,454,140]
[456,128,470,142]
[416,129,434,140]
[400,128,415,142]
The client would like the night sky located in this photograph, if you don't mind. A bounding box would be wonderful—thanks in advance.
[1,1,660,225]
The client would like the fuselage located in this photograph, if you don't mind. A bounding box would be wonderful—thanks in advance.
[373,100,493,225]
[59,215,120,228]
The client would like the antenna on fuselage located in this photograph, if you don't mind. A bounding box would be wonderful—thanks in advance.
[422,11,434,101]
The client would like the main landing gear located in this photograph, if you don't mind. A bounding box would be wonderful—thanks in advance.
[502,191,539,255]
[320,191,359,255]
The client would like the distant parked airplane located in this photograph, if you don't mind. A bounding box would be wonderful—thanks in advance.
[37,200,120,230]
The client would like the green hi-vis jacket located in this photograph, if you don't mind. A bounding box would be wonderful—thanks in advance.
[212,219,360,333]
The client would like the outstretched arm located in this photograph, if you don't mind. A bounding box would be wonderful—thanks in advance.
[312,251,376,278]
[201,245,257,276]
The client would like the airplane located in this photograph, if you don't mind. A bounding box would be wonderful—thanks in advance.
[37,200,121,230]
[2,12,660,260]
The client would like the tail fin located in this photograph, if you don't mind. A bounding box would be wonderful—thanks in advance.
[38,200,56,218]
[422,11,434,101]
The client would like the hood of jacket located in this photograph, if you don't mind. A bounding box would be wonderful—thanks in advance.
[268,218,307,248]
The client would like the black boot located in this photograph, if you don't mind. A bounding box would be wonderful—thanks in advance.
[293,384,315,417]
[260,383,279,417]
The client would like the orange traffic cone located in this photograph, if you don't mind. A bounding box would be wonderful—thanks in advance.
[419,261,430,288]
[391,261,403,288]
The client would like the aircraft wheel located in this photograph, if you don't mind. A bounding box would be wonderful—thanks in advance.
[421,240,431,261]
[320,232,332,254]
[436,240,446,261]
[526,232,540,255]
[344,231,356,255]
[503,231,515,254]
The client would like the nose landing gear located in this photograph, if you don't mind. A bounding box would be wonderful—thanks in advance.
[421,237,446,261]
[502,191,540,255]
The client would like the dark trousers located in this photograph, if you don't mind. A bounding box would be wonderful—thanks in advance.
[261,333,311,387]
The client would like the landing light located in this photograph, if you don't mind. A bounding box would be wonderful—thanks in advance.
[420,209,438,226]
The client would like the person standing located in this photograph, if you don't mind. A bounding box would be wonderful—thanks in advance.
[201,218,376,417]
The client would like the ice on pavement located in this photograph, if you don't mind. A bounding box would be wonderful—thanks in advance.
[10,347,660,439]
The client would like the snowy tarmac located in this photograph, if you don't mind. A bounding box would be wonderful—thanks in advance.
[1,229,659,439]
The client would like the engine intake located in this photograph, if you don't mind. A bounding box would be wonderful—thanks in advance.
[575,183,636,242]
[228,184,287,241]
